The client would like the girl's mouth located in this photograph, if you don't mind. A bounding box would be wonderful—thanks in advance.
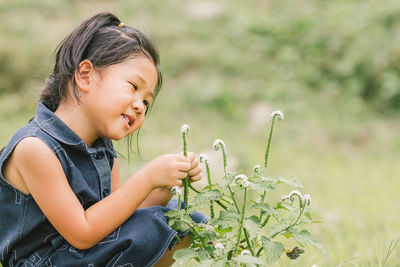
[121,113,135,129]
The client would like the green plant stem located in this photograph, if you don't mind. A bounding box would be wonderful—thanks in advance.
[183,132,189,211]
[234,187,247,253]
[182,219,215,259]
[261,215,271,227]
[178,193,181,211]
[259,117,276,222]
[205,162,215,219]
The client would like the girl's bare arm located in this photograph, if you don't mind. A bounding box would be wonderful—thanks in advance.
[15,137,190,250]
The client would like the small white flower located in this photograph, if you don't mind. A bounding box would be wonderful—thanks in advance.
[240,249,251,256]
[311,265,319,267]
[235,174,249,188]
[252,164,261,174]
[180,124,190,135]
[288,190,303,199]
[213,139,225,151]
[215,242,225,252]
[171,186,182,196]
[271,110,284,121]
[242,180,250,188]
[199,153,209,164]
[303,194,312,206]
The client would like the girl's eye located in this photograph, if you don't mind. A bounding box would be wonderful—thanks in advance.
[143,100,149,107]
[129,82,138,91]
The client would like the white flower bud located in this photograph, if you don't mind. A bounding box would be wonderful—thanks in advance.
[271,110,284,121]
[303,194,312,206]
[199,153,209,164]
[215,242,225,252]
[180,124,190,135]
[171,186,182,196]
[288,190,303,200]
[213,139,225,151]
[252,164,261,174]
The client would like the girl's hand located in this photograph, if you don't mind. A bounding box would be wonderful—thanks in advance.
[141,154,192,189]
[186,151,202,183]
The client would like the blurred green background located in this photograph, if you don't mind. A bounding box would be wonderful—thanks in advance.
[1,0,400,265]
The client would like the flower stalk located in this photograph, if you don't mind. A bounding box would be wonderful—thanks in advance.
[181,124,190,210]
[234,186,247,253]
[259,111,284,222]
[200,153,215,219]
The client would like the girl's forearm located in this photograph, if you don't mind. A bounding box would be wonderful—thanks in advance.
[77,170,153,249]
[138,187,173,208]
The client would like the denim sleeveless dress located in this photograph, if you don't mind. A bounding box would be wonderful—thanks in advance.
[0,102,207,267]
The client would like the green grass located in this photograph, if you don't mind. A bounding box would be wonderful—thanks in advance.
[1,0,400,265]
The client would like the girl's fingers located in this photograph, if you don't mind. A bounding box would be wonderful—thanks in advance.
[189,174,202,182]
[188,165,201,177]
[176,161,191,172]
[186,152,196,161]
[190,158,199,169]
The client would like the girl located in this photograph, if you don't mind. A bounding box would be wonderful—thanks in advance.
[0,12,206,267]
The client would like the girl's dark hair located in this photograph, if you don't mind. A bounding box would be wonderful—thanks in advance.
[40,12,162,112]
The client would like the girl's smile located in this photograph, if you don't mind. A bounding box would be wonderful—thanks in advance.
[121,113,135,129]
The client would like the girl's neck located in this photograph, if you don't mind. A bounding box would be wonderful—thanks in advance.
[54,101,99,147]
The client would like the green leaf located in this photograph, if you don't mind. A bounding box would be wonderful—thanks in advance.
[252,203,278,218]
[170,220,191,232]
[243,217,262,240]
[232,255,265,265]
[277,177,304,188]
[292,229,328,255]
[172,248,198,263]
[250,178,275,192]
[193,190,223,208]
[261,236,284,265]
[275,201,296,212]
[165,209,182,219]
[214,210,240,229]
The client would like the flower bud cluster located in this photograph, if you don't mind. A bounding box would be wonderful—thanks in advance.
[215,242,225,253]
[235,174,250,188]
[199,153,210,164]
[171,186,183,196]
[252,164,261,174]
[281,190,312,206]
[213,139,226,151]
[271,110,284,121]
[180,124,190,135]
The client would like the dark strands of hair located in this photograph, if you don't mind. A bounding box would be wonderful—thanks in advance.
[0,13,162,158]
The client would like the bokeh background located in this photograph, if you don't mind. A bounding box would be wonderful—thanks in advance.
[1,0,400,265]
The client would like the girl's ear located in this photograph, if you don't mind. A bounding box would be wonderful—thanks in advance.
[75,59,95,93]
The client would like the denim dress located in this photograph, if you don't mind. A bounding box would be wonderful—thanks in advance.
[0,102,207,267]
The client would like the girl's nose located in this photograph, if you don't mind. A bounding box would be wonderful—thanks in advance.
[132,98,145,114]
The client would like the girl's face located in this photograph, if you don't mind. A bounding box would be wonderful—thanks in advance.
[84,55,158,141]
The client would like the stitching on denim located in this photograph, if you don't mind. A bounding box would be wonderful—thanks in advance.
[56,245,68,252]
[146,232,177,267]
[106,252,133,267]
[1,240,9,262]
[43,233,57,244]
[39,117,55,128]
[52,145,75,167]
[99,226,121,244]
[45,257,53,267]
[68,246,84,258]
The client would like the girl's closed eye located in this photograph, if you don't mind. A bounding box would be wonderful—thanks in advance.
[129,82,138,91]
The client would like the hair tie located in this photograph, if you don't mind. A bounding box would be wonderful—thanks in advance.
[118,22,124,28]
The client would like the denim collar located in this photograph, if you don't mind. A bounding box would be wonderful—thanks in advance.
[34,102,117,157]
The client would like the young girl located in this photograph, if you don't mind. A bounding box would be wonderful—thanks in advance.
[0,12,207,267]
